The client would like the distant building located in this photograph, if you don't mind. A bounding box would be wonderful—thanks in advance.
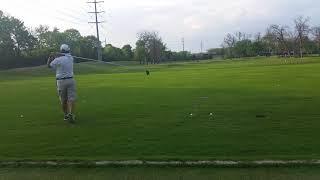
[191,53,213,60]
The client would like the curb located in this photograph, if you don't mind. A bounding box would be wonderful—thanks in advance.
[1,160,320,167]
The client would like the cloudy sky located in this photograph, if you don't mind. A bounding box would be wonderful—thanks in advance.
[1,0,320,52]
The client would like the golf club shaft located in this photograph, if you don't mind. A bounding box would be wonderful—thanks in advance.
[57,53,125,66]
[55,53,149,71]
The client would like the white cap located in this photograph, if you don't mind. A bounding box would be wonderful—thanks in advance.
[60,44,70,52]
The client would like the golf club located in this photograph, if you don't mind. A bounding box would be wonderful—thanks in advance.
[52,52,151,75]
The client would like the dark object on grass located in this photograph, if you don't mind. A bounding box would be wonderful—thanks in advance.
[256,115,266,118]
[146,70,150,76]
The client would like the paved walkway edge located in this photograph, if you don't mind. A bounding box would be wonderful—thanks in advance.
[1,160,320,167]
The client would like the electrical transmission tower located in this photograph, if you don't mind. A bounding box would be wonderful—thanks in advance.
[182,38,185,52]
[87,0,104,61]
[200,40,203,53]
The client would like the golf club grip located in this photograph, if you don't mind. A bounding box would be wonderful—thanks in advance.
[49,52,65,59]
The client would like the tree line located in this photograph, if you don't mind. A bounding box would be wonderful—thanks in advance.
[209,16,320,59]
[3,10,318,70]
[1,10,206,69]
[0,10,100,69]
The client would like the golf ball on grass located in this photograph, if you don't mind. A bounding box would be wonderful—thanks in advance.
[209,113,214,119]
[20,115,24,118]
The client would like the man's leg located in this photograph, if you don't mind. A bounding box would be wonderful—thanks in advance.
[67,100,76,122]
[67,80,77,122]
[67,100,75,115]
[62,100,69,121]
[58,83,68,121]
[62,100,68,115]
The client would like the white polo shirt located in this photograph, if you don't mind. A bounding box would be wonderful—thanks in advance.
[50,54,74,79]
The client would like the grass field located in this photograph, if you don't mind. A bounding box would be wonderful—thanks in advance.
[1,167,320,180]
[0,57,320,161]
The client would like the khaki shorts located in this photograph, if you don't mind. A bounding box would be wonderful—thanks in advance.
[56,78,77,102]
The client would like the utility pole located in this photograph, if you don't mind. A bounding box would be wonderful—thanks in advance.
[200,40,203,53]
[182,38,185,52]
[88,0,104,61]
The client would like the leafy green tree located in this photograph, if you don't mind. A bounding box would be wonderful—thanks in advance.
[35,27,66,51]
[0,11,15,57]
[223,33,236,58]
[121,44,133,61]
[64,29,82,55]
[304,37,318,55]
[134,40,147,64]
[234,40,254,57]
[10,17,36,55]
[0,10,39,69]
[79,35,99,60]
[137,31,166,64]
[34,25,50,49]
[103,44,123,61]
[0,11,35,56]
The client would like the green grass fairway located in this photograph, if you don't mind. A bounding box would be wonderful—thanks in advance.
[1,57,320,161]
[1,167,320,180]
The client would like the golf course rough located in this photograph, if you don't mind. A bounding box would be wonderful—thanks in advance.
[0,57,320,162]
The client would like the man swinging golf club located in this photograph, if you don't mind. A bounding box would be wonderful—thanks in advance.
[47,44,76,123]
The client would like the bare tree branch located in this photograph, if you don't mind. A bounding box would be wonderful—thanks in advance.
[294,16,310,58]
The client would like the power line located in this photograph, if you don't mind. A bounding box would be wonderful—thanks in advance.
[54,16,87,27]
[87,0,105,61]
[53,16,87,27]
[66,6,90,17]
[56,9,88,22]
[58,6,89,17]
[48,7,90,30]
